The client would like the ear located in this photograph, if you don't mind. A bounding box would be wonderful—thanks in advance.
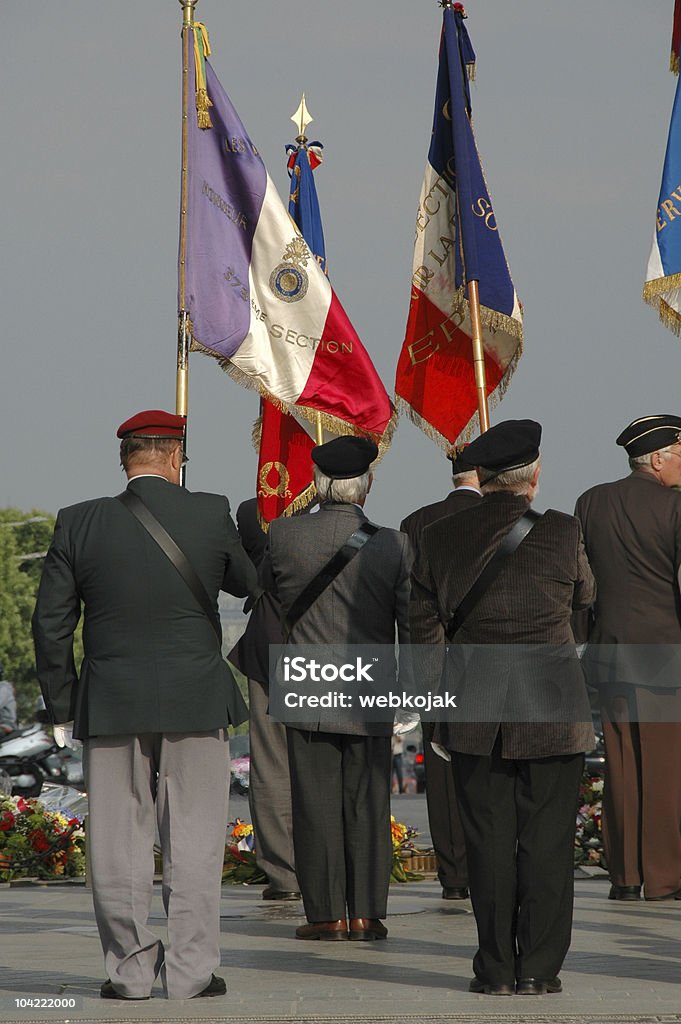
[531,461,541,488]
[367,472,374,493]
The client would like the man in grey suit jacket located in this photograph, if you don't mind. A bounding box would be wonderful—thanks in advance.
[260,436,413,941]
[411,420,595,997]
[32,410,256,1001]
[228,497,300,901]
[575,414,681,902]
[400,447,480,902]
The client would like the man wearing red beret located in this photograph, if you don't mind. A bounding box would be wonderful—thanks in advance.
[32,411,257,1000]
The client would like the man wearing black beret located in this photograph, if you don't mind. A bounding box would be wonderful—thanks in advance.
[575,415,681,903]
[259,434,413,941]
[32,411,257,1000]
[411,420,595,996]
[400,446,482,902]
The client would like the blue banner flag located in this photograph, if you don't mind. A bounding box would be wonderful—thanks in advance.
[286,141,327,274]
[644,72,681,335]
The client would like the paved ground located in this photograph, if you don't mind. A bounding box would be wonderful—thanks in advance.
[1,875,680,1024]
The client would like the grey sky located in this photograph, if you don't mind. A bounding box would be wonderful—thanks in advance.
[2,1,678,526]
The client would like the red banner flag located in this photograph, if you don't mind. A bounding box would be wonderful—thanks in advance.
[255,401,316,526]
[673,0,681,74]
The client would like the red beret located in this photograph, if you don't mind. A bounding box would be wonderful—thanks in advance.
[116,410,186,440]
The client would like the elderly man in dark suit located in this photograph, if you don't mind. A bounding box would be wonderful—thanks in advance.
[411,420,595,997]
[575,415,681,902]
[260,436,413,941]
[32,410,256,1001]
[400,447,480,902]
[228,498,300,901]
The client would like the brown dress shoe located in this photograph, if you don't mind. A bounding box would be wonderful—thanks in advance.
[348,917,388,941]
[295,920,348,941]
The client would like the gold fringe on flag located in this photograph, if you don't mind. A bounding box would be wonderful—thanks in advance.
[671,51,680,75]
[193,23,214,129]
[189,333,398,461]
[395,334,523,453]
[643,274,681,337]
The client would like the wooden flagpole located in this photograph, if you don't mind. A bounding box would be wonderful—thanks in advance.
[177,0,197,483]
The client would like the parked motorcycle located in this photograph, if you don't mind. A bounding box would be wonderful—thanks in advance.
[0,723,83,798]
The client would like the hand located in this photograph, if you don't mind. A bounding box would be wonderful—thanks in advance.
[393,711,420,736]
[53,722,82,751]
[431,741,451,762]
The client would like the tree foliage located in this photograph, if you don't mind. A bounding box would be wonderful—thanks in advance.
[0,509,56,721]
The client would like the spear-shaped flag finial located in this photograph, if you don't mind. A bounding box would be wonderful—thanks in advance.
[291,94,313,144]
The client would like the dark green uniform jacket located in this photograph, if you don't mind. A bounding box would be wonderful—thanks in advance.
[32,476,257,739]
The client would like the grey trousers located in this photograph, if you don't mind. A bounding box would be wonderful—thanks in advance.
[85,731,229,999]
[247,677,297,892]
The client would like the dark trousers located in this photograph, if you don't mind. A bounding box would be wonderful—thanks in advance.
[286,728,392,922]
[600,691,681,898]
[422,721,468,889]
[453,735,583,987]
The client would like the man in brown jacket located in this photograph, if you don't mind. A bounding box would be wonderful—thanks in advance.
[575,414,681,903]
[411,420,595,997]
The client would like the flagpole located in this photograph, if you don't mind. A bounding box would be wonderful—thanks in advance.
[468,280,490,433]
[441,0,490,435]
[177,0,197,483]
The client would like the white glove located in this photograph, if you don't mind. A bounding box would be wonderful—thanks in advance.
[431,741,451,762]
[53,722,82,751]
[393,712,420,736]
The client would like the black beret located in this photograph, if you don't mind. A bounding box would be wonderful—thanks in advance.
[616,415,681,457]
[311,435,378,479]
[447,444,475,475]
[465,419,541,481]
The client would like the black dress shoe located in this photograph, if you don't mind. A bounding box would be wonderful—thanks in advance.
[442,886,470,900]
[468,976,514,996]
[608,884,641,901]
[262,885,302,901]
[516,976,562,995]
[192,974,227,998]
[645,888,681,901]
[100,980,150,1000]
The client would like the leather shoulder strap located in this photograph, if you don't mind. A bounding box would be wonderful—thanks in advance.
[447,508,543,640]
[116,490,222,646]
[283,521,380,642]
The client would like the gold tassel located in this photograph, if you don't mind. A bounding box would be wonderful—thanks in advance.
[467,62,476,82]
[671,51,680,75]
[193,23,213,129]
[196,89,213,129]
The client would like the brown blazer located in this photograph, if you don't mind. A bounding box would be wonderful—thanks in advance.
[410,491,595,758]
[575,470,681,690]
[400,487,482,557]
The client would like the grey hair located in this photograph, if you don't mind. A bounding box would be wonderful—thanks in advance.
[314,468,371,505]
[481,457,541,495]
[629,444,674,470]
[119,437,179,472]
[452,469,479,487]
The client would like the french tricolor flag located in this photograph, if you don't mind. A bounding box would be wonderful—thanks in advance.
[182,32,393,442]
[395,4,522,449]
